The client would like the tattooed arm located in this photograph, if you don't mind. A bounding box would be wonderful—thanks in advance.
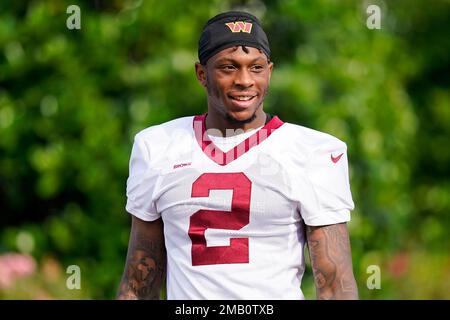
[116,216,166,300]
[306,222,358,300]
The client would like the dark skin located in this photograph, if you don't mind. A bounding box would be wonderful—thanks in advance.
[306,223,359,299]
[195,46,273,135]
[116,216,166,299]
[117,46,358,300]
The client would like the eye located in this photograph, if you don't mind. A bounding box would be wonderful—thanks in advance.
[219,65,236,71]
[250,65,264,72]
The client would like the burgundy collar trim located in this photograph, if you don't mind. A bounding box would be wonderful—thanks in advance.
[193,114,284,166]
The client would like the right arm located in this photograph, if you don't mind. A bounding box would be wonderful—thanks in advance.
[116,216,166,299]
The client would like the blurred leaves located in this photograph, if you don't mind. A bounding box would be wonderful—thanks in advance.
[0,0,449,299]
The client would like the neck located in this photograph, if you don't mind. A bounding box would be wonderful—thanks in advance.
[205,107,267,136]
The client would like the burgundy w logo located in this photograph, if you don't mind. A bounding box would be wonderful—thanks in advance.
[225,21,253,33]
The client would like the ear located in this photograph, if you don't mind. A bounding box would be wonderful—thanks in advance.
[195,62,207,88]
[267,61,274,82]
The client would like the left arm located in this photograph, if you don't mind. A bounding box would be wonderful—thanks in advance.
[306,222,358,300]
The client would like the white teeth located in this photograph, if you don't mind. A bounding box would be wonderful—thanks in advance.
[233,96,254,101]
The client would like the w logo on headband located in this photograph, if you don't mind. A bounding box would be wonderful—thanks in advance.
[225,21,253,33]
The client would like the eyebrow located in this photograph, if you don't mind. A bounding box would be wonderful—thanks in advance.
[214,57,267,65]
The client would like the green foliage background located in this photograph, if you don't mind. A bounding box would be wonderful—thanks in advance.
[0,0,448,299]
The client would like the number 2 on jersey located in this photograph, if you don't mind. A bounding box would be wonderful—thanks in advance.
[188,172,251,266]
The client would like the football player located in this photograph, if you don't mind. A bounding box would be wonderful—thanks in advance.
[117,11,358,300]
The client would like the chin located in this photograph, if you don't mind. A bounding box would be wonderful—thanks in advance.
[226,108,259,124]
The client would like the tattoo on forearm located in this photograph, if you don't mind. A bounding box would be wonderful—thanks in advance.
[117,230,166,300]
[306,223,358,300]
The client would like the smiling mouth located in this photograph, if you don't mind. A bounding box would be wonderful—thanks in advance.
[228,95,257,101]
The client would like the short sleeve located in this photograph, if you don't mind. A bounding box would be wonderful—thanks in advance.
[125,133,161,221]
[299,141,355,226]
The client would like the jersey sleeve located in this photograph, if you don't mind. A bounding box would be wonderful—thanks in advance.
[125,133,161,221]
[299,140,355,226]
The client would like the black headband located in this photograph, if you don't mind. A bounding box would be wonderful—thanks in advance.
[198,11,271,65]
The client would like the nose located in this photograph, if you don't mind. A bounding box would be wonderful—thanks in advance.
[234,68,254,88]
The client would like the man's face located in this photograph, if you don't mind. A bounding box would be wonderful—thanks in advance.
[196,46,273,124]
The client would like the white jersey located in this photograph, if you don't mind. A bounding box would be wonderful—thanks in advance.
[125,115,354,300]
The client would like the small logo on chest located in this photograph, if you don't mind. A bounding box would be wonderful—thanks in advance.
[173,162,192,169]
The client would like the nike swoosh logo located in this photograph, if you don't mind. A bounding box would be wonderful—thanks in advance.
[331,153,344,163]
